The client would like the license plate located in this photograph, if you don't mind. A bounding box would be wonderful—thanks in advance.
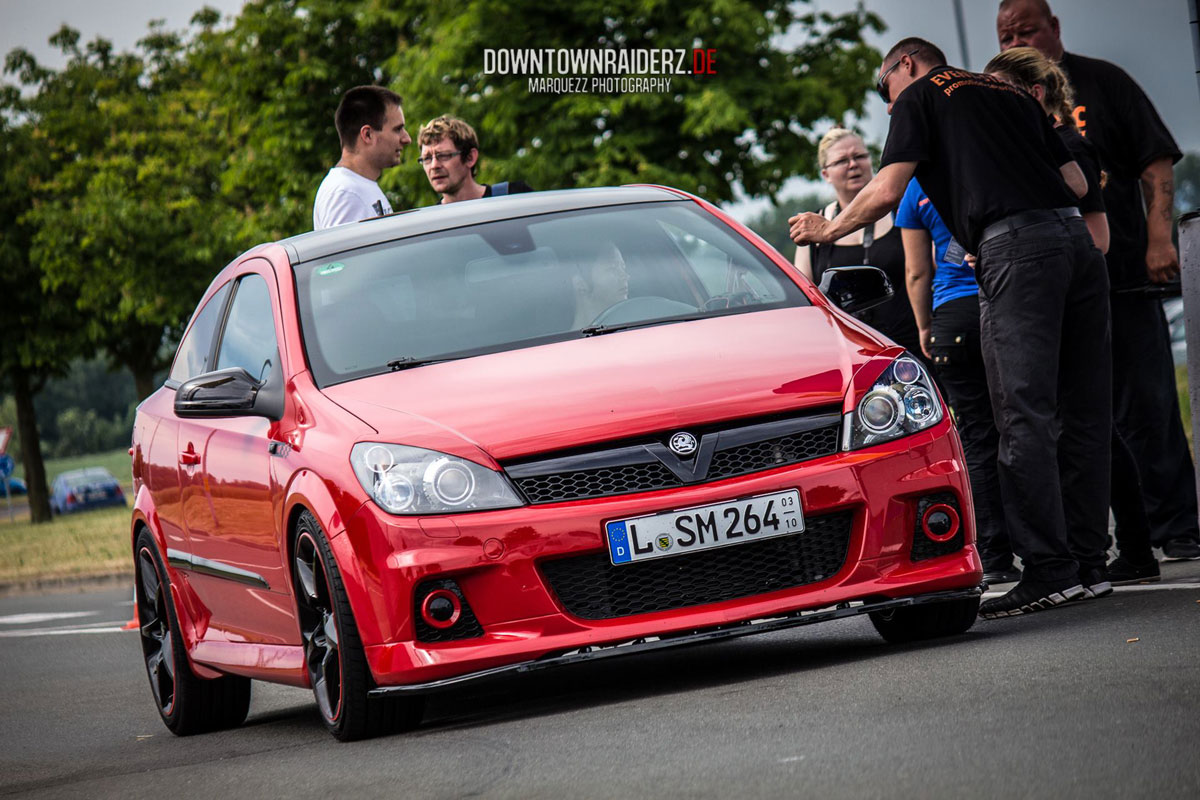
[605,489,804,565]
[86,490,107,502]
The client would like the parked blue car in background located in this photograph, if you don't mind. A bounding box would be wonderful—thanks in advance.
[0,477,27,497]
[50,468,126,514]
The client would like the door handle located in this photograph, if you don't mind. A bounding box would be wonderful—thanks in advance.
[179,449,201,466]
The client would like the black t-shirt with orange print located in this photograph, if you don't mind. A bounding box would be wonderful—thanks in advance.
[880,65,1077,252]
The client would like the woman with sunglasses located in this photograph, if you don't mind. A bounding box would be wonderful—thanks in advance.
[795,127,925,366]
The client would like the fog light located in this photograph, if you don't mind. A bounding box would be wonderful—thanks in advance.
[921,503,960,542]
[420,589,462,629]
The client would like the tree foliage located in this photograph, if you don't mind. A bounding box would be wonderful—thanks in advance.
[376,0,883,207]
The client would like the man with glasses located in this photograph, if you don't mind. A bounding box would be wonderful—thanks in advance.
[418,116,532,204]
[789,37,1113,620]
[314,86,411,230]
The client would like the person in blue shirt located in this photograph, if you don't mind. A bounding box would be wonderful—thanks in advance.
[896,178,1016,586]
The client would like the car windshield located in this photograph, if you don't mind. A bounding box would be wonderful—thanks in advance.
[294,200,810,387]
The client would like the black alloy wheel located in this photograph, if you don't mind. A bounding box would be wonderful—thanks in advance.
[292,511,424,741]
[294,528,344,723]
[134,528,251,735]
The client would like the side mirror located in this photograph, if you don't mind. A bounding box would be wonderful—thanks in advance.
[174,357,284,421]
[817,266,894,315]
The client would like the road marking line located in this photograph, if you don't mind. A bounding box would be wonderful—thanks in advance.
[0,625,129,638]
[0,611,98,625]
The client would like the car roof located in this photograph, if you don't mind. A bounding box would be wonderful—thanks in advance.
[59,467,115,483]
[277,186,690,265]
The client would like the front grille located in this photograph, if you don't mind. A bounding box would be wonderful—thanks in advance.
[519,462,679,504]
[539,511,854,620]
[506,411,842,505]
[707,426,841,481]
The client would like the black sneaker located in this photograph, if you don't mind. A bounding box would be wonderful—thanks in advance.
[979,577,1085,619]
[1076,566,1112,599]
[982,568,1022,586]
[1106,555,1161,585]
[1161,539,1200,562]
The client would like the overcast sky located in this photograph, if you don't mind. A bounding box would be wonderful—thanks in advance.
[2,0,1197,218]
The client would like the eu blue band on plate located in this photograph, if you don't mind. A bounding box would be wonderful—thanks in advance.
[606,521,632,564]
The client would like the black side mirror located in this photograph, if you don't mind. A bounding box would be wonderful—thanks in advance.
[817,266,894,315]
[174,356,284,421]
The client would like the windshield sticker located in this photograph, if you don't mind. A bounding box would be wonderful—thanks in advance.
[317,262,345,276]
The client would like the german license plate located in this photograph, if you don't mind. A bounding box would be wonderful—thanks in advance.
[605,489,803,565]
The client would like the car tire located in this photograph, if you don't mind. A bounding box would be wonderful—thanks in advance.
[134,528,251,735]
[868,596,980,644]
[292,510,424,741]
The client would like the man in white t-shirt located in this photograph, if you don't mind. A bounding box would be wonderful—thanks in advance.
[313,86,411,229]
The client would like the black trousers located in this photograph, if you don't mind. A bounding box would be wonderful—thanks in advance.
[1110,294,1200,547]
[929,295,1012,572]
[976,217,1112,583]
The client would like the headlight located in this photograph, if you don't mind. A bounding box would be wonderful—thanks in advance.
[844,354,944,449]
[350,443,524,515]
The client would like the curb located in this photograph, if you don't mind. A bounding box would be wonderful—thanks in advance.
[0,571,133,598]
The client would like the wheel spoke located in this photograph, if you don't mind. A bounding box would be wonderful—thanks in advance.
[160,631,175,679]
[295,539,319,603]
[138,553,159,608]
[322,610,339,649]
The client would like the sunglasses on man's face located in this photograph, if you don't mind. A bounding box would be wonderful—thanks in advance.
[876,50,919,104]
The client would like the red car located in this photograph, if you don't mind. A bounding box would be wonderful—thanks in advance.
[131,186,982,741]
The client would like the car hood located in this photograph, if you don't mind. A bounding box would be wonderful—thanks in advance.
[321,307,889,463]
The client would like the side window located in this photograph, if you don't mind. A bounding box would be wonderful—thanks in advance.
[168,282,231,384]
[216,274,279,382]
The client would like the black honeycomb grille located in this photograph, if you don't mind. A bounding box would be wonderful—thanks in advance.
[707,426,842,481]
[508,414,842,505]
[538,511,854,620]
[517,462,678,504]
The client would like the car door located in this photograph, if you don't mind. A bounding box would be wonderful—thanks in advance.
[144,281,231,559]
[176,263,295,644]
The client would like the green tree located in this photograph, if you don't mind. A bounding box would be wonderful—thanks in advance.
[375,0,883,207]
[14,23,235,399]
[0,76,89,522]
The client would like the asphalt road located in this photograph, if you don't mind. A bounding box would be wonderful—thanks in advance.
[2,566,1199,800]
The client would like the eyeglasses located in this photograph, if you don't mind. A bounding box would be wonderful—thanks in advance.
[416,150,464,166]
[876,49,919,104]
[824,152,871,171]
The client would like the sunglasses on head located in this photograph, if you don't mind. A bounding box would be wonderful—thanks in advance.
[876,49,919,104]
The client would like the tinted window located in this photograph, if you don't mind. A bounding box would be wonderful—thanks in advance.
[294,201,809,387]
[216,274,279,382]
[169,282,231,384]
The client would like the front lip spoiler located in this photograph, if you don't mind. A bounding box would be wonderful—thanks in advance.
[368,585,984,697]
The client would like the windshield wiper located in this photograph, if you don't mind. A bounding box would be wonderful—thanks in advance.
[386,356,461,371]
[578,313,710,338]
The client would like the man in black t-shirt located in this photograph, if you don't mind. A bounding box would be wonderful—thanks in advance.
[790,37,1112,619]
[997,0,1200,565]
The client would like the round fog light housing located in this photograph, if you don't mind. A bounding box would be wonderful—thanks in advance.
[420,589,462,629]
[921,503,960,542]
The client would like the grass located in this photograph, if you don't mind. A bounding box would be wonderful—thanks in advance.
[0,503,131,585]
[11,447,133,487]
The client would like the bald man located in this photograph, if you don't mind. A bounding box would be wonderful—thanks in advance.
[997,0,1199,567]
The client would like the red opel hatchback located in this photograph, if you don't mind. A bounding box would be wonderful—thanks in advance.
[131,186,983,740]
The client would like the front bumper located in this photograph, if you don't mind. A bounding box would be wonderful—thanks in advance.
[337,420,982,687]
